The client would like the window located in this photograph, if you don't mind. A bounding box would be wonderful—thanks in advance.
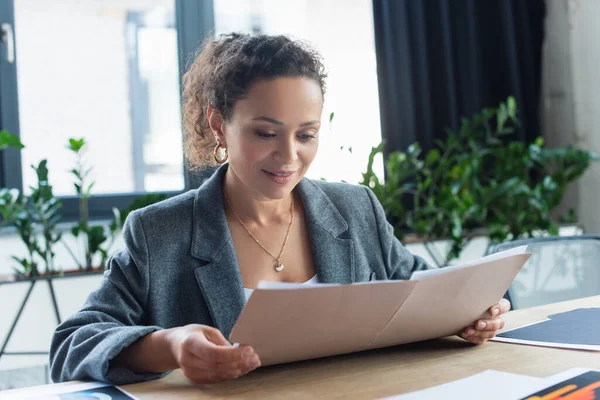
[0,0,383,221]
[213,0,384,183]
[15,0,183,196]
[0,0,214,219]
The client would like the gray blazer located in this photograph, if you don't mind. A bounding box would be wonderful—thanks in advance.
[49,165,432,385]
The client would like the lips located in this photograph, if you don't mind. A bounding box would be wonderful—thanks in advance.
[263,169,296,184]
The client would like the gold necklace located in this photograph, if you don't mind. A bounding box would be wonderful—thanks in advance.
[224,191,294,272]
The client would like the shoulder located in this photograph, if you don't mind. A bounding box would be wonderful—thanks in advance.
[135,190,196,218]
[127,190,196,233]
[304,178,369,198]
[302,178,374,214]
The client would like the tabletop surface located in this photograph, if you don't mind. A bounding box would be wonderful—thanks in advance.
[4,295,600,399]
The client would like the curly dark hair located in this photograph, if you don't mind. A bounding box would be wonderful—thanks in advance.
[182,32,328,170]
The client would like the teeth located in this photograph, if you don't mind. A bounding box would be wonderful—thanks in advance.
[272,173,290,177]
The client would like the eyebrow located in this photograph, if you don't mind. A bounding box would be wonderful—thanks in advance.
[251,117,321,127]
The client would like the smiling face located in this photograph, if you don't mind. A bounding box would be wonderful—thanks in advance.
[215,77,324,200]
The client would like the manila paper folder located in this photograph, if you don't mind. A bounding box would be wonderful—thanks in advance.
[229,249,531,366]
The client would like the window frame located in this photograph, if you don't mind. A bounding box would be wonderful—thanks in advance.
[0,0,216,222]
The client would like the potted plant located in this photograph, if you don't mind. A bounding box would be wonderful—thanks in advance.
[361,97,598,265]
[0,133,167,280]
[1,132,61,278]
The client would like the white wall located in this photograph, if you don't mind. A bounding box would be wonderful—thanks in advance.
[568,0,600,234]
[543,0,600,233]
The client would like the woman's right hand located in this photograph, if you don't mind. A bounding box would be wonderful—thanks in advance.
[165,324,261,383]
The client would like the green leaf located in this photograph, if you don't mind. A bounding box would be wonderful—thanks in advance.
[507,96,517,120]
[425,149,440,166]
[68,138,86,152]
[497,102,508,131]
[0,130,25,150]
[85,182,95,197]
[329,112,335,123]
[70,168,82,180]
[88,225,107,253]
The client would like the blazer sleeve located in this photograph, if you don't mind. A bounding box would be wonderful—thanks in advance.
[49,211,170,385]
[363,186,434,280]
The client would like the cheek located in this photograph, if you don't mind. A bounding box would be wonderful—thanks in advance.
[301,141,319,163]
[233,136,263,158]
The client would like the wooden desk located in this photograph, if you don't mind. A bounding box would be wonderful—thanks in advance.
[4,296,600,399]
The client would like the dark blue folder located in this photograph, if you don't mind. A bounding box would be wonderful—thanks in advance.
[497,308,600,346]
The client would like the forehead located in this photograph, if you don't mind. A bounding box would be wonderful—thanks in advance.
[232,77,324,123]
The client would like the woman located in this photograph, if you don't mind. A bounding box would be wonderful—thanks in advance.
[49,33,510,385]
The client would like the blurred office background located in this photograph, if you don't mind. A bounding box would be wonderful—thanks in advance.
[0,0,599,390]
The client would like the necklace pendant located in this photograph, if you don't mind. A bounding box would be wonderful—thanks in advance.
[275,264,284,272]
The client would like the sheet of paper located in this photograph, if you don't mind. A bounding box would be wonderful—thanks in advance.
[381,370,546,400]
[543,368,600,384]
[2,381,138,400]
[230,248,530,366]
[410,246,528,280]
[520,369,600,399]
[491,308,600,351]
[365,252,531,350]
[231,279,418,366]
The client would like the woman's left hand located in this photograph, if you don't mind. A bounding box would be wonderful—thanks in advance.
[459,298,511,345]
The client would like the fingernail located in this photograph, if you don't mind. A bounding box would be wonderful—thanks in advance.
[243,348,253,359]
[478,321,486,329]
[466,328,475,335]
[492,308,499,316]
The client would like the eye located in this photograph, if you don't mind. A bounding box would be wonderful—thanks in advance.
[255,131,277,139]
[298,132,317,142]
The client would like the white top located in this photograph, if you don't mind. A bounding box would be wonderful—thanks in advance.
[244,274,319,301]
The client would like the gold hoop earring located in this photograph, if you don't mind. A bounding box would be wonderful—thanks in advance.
[213,140,228,164]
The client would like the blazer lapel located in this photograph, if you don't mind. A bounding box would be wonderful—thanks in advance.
[297,179,355,285]
[189,167,356,338]
[190,165,245,338]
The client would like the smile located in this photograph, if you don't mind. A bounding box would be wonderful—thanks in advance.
[263,170,296,184]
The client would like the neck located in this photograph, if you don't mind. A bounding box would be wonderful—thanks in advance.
[223,168,293,226]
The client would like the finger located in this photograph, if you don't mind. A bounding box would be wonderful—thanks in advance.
[185,335,248,364]
[468,329,497,340]
[489,298,511,317]
[499,298,511,313]
[459,332,486,345]
[212,353,261,374]
[489,304,500,317]
[185,346,260,373]
[469,337,487,345]
[461,326,476,337]
[474,318,505,332]
[203,326,232,347]
[202,327,258,364]
[187,354,260,383]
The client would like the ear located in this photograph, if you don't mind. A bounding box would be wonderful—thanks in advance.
[207,105,227,146]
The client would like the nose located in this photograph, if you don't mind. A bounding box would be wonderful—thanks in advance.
[274,135,298,165]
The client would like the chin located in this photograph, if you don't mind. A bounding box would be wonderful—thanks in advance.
[259,182,297,200]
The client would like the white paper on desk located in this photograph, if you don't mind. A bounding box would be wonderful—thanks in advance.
[542,368,600,385]
[410,246,528,280]
[381,370,545,400]
[491,333,600,351]
[517,368,600,399]
[1,381,138,400]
